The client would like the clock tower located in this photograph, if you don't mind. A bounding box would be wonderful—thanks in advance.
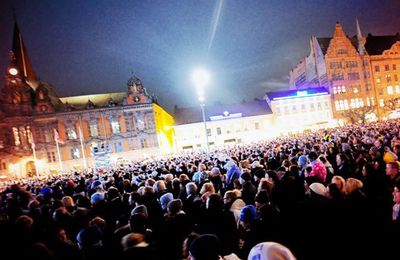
[126,75,151,105]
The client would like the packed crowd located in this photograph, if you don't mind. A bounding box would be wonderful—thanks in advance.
[1,119,400,259]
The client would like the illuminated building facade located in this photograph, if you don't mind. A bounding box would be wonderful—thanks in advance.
[265,88,334,131]
[173,100,273,151]
[0,23,174,178]
[289,20,400,121]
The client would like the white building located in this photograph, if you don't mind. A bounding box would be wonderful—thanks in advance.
[265,88,335,132]
[173,100,274,151]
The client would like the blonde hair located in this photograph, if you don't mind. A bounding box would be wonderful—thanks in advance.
[199,182,215,195]
[61,196,75,208]
[331,175,346,194]
[346,178,363,194]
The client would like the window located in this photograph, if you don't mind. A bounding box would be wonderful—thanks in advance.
[387,86,394,95]
[111,119,120,134]
[375,66,380,72]
[345,61,358,68]
[255,122,260,130]
[114,142,123,152]
[301,104,306,111]
[216,127,221,135]
[47,151,56,163]
[396,85,400,94]
[1,162,6,170]
[393,64,397,70]
[395,74,398,82]
[310,103,315,110]
[332,86,338,94]
[12,127,20,146]
[350,98,364,108]
[348,73,360,80]
[330,62,342,69]
[207,128,211,136]
[386,74,392,83]
[89,121,99,137]
[366,98,370,107]
[44,129,51,143]
[341,86,346,93]
[379,99,384,107]
[353,87,359,93]
[335,100,349,111]
[140,139,148,148]
[332,73,344,81]
[364,71,370,79]
[71,148,80,159]
[67,126,77,140]
[385,65,390,71]
[366,84,372,91]
[376,77,381,84]
[337,49,347,55]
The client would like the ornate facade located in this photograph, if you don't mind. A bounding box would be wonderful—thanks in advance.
[289,20,400,122]
[0,23,174,178]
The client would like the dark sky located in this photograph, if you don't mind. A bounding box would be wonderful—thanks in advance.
[1,0,400,112]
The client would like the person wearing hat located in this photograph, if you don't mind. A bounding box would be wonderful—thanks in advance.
[240,171,257,205]
[247,242,296,260]
[210,167,224,194]
[188,234,221,260]
[76,225,107,259]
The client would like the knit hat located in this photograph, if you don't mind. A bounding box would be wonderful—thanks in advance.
[40,187,53,197]
[160,193,174,210]
[240,205,257,223]
[189,234,220,260]
[383,151,398,163]
[91,180,103,190]
[298,155,308,167]
[90,192,105,204]
[211,167,221,175]
[309,183,327,197]
[248,242,296,260]
[76,225,103,248]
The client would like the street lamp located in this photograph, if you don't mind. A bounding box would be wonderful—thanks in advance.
[192,68,210,151]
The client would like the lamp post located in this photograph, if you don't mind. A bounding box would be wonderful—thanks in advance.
[192,68,210,151]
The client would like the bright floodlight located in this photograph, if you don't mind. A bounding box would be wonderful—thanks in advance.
[192,68,210,90]
[9,67,18,75]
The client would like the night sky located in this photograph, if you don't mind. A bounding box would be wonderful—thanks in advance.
[1,0,400,112]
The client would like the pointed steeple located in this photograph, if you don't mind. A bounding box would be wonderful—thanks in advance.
[11,22,37,83]
[356,17,366,55]
[333,22,346,38]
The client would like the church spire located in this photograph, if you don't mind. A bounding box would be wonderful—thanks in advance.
[356,17,366,55]
[333,22,346,38]
[10,21,37,83]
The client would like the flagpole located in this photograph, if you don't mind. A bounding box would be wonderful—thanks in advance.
[78,122,88,168]
[54,128,63,171]
[30,131,39,178]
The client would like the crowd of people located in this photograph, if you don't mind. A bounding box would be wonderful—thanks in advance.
[1,119,400,259]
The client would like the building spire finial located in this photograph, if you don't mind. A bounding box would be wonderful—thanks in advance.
[356,17,365,55]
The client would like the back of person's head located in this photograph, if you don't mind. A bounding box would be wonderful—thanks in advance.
[346,178,363,194]
[307,151,318,162]
[76,225,103,249]
[61,196,75,208]
[153,180,166,193]
[167,199,183,215]
[131,204,148,218]
[240,205,257,223]
[200,182,215,195]
[206,193,223,211]
[160,192,174,210]
[248,242,296,260]
[331,175,346,194]
[189,234,220,260]
[186,182,198,195]
[129,213,147,234]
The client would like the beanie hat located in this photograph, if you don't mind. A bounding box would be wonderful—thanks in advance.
[189,234,220,260]
[76,225,103,248]
[383,151,398,163]
[211,167,221,175]
[90,192,105,204]
[248,242,296,260]
[240,205,257,223]
[131,204,148,218]
[160,193,174,210]
[91,180,103,190]
[309,183,327,197]
[298,155,308,167]
[40,187,53,197]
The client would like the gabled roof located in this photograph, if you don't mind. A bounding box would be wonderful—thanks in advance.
[174,100,272,125]
[265,87,329,101]
[317,36,358,55]
[365,34,400,55]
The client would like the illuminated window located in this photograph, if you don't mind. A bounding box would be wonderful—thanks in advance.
[341,86,346,93]
[366,84,372,91]
[337,49,347,55]
[111,120,120,134]
[140,138,148,148]
[366,98,370,107]
[12,127,20,146]
[348,73,360,80]
[375,66,380,72]
[332,86,337,94]
[71,148,80,159]
[47,151,56,162]
[89,122,99,137]
[386,74,392,83]
[395,74,398,82]
[67,126,77,140]
[387,86,394,95]
[376,77,381,84]
[114,142,123,152]
[379,99,384,107]
[396,85,400,93]
[353,87,359,93]
[44,129,51,143]
[346,61,358,68]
